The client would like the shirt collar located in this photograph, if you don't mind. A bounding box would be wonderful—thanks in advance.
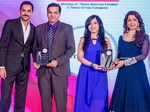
[48,21,59,29]
[20,19,31,31]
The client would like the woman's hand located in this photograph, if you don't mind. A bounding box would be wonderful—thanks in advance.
[115,60,125,68]
[92,64,100,70]
[92,64,106,71]
[104,64,116,71]
[103,60,124,70]
[92,64,108,71]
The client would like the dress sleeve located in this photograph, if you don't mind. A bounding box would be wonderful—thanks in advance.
[124,36,149,66]
[135,36,149,61]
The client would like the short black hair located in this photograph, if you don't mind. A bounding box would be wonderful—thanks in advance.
[20,1,34,11]
[47,3,61,13]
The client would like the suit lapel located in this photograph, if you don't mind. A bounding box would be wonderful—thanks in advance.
[17,18,24,45]
[53,22,62,45]
[41,22,48,49]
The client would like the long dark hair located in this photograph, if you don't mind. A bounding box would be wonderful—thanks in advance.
[123,11,147,47]
[83,15,107,51]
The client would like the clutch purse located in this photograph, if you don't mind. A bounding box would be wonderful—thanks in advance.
[36,48,49,65]
[100,49,112,68]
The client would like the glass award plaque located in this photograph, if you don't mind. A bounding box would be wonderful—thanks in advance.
[36,48,49,65]
[100,49,112,68]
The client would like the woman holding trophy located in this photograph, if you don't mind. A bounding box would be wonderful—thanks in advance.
[109,11,150,112]
[74,15,111,112]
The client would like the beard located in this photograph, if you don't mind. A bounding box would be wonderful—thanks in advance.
[21,15,30,22]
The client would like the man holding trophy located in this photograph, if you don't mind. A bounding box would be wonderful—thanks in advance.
[33,3,75,112]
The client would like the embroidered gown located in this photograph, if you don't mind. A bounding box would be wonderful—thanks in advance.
[109,36,150,112]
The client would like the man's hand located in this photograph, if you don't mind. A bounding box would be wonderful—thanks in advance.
[33,62,40,69]
[46,60,58,68]
[0,68,7,79]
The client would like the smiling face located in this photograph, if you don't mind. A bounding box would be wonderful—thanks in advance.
[47,6,60,25]
[20,4,33,22]
[88,18,99,34]
[127,14,139,31]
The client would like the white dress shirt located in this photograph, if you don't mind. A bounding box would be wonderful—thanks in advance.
[21,19,31,44]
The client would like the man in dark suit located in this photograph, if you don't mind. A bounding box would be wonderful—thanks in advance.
[33,3,75,112]
[0,1,35,112]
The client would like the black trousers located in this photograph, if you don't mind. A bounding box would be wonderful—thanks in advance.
[38,68,68,112]
[1,69,29,112]
[0,100,3,112]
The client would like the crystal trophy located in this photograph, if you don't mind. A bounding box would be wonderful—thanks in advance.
[100,49,112,68]
[36,48,49,65]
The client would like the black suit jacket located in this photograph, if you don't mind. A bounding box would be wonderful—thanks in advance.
[0,18,35,73]
[33,21,75,77]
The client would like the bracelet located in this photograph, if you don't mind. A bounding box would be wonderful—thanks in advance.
[124,57,137,66]
[90,63,94,68]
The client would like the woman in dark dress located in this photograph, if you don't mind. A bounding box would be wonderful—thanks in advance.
[74,15,111,112]
[109,11,150,112]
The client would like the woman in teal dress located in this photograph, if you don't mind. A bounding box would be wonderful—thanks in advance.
[74,15,111,112]
[109,11,150,112]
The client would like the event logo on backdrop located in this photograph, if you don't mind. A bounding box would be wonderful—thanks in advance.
[57,0,119,10]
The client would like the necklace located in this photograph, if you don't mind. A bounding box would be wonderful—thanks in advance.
[128,31,136,35]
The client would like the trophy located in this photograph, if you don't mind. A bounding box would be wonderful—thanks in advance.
[100,49,112,68]
[36,48,49,65]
